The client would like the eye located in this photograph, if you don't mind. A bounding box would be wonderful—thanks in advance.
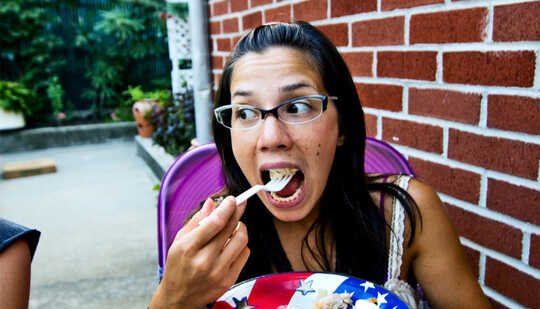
[234,107,258,121]
[284,101,312,114]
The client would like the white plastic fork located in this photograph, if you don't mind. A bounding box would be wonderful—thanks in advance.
[235,173,294,205]
[198,174,293,226]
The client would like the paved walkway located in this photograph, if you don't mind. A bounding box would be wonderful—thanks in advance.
[0,140,160,308]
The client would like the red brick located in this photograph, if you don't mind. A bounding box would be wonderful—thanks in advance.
[487,95,540,135]
[230,0,248,12]
[232,35,242,48]
[352,17,404,46]
[242,11,262,31]
[318,23,348,47]
[409,157,481,203]
[216,38,232,52]
[448,129,540,180]
[382,0,443,10]
[265,5,291,23]
[212,56,224,70]
[485,258,540,308]
[444,204,522,259]
[342,52,373,77]
[251,0,272,7]
[462,246,480,278]
[487,179,540,225]
[411,8,487,44]
[222,17,239,34]
[378,51,437,81]
[210,21,221,35]
[443,51,536,87]
[293,0,327,22]
[331,0,376,17]
[355,83,403,112]
[365,113,378,138]
[382,118,443,153]
[409,88,481,124]
[213,0,229,16]
[531,234,540,269]
[494,2,540,42]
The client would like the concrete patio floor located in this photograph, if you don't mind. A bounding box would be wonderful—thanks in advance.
[0,140,160,308]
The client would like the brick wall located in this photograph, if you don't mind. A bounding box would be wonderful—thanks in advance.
[207,0,540,307]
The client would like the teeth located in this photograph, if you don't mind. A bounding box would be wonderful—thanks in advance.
[270,183,303,202]
[269,168,297,180]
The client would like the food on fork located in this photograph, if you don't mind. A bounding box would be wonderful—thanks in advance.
[266,168,303,202]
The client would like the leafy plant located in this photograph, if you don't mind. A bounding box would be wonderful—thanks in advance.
[150,83,195,157]
[120,86,171,121]
[0,0,65,125]
[75,0,169,120]
[0,81,36,117]
[46,76,64,117]
[167,2,189,21]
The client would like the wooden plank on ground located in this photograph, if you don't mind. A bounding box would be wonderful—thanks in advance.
[2,158,57,179]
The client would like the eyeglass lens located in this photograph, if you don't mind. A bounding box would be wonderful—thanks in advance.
[222,96,324,129]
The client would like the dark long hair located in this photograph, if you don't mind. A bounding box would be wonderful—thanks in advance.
[212,22,419,284]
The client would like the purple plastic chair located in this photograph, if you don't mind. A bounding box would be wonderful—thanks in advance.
[156,137,414,279]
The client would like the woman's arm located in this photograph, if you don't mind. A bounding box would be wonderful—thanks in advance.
[407,179,491,308]
[149,196,250,309]
[0,239,32,309]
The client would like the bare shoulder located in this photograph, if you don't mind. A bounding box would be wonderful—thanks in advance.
[403,178,492,308]
[404,177,453,252]
[0,239,32,308]
[1,239,31,262]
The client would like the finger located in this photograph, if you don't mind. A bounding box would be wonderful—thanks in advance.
[229,246,250,278]
[199,197,247,258]
[175,198,216,241]
[218,222,248,264]
[185,196,237,249]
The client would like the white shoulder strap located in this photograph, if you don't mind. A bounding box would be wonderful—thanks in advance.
[386,175,412,281]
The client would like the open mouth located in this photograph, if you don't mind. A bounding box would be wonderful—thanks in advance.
[262,168,305,203]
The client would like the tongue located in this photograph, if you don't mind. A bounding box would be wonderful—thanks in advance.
[276,173,301,197]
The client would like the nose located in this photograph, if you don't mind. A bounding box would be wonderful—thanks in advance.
[256,115,292,152]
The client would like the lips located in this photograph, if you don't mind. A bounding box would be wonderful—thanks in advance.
[259,163,306,208]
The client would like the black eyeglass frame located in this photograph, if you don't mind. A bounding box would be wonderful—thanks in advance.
[214,94,338,130]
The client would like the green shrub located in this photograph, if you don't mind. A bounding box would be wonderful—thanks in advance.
[0,81,36,117]
[150,83,195,157]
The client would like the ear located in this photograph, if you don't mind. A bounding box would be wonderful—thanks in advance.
[337,134,345,146]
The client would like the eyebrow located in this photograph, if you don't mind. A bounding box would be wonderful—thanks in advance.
[280,82,315,92]
[232,82,315,98]
[231,90,252,97]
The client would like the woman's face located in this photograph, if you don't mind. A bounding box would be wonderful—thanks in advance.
[229,47,343,224]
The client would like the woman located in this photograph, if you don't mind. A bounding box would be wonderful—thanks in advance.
[150,22,490,309]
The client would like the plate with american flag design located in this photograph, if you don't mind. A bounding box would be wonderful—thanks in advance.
[211,272,408,309]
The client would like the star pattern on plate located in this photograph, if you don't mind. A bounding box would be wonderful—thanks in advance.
[232,296,257,309]
[295,279,316,296]
[360,281,375,293]
[376,292,388,306]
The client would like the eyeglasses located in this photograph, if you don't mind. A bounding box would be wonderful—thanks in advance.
[214,95,338,130]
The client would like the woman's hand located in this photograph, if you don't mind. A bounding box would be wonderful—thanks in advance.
[149,196,250,309]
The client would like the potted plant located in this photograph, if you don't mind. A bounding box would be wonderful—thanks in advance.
[124,86,170,137]
[0,81,35,130]
[149,83,195,157]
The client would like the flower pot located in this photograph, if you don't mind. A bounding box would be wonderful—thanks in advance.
[0,108,25,130]
[132,99,159,137]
